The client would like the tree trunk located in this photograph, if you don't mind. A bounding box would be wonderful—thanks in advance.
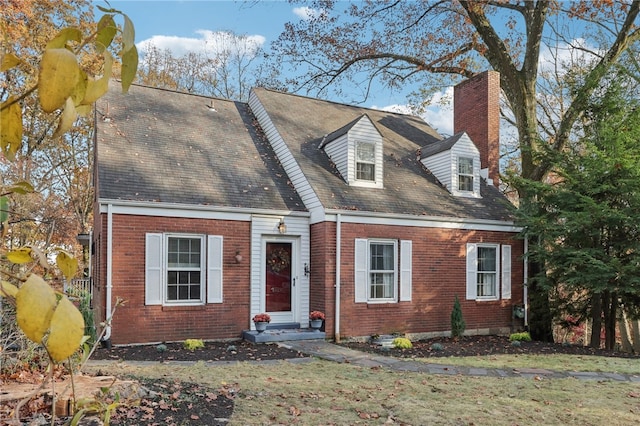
[632,320,640,353]
[590,293,602,348]
[527,260,554,342]
[603,291,617,351]
[619,308,633,353]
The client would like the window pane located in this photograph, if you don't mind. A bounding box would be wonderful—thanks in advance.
[357,141,375,162]
[459,175,473,191]
[477,247,497,272]
[369,242,395,300]
[477,272,496,297]
[357,162,375,181]
[167,237,201,267]
[458,157,473,174]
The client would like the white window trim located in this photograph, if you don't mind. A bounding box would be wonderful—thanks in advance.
[355,239,412,304]
[466,243,509,302]
[164,234,206,306]
[145,233,223,306]
[457,156,475,192]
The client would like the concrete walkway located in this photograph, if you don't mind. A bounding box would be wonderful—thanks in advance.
[279,340,640,382]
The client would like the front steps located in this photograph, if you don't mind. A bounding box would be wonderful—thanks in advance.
[242,322,326,343]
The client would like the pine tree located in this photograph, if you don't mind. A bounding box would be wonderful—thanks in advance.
[451,296,466,339]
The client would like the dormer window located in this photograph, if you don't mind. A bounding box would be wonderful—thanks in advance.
[320,114,384,188]
[458,157,474,191]
[356,141,376,181]
[419,132,481,198]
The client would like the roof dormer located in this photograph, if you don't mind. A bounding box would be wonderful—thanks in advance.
[420,132,481,198]
[320,114,383,188]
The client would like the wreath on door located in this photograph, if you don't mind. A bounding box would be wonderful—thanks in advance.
[268,247,290,273]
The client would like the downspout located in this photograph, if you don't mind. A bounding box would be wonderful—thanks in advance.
[103,203,113,342]
[524,237,529,328]
[334,214,342,342]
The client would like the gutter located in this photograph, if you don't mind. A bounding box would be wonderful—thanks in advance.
[334,213,342,342]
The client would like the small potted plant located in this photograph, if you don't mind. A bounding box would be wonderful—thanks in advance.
[309,311,325,331]
[252,313,271,333]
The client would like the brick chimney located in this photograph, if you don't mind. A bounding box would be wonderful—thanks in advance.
[453,70,500,186]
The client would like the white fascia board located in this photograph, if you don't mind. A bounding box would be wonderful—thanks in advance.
[97,198,309,221]
[320,209,522,233]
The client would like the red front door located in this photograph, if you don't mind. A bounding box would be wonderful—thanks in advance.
[265,242,292,312]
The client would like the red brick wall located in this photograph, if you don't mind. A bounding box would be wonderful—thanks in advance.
[454,70,500,186]
[311,222,524,340]
[95,213,251,344]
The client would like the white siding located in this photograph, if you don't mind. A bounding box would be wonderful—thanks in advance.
[451,134,481,198]
[323,133,349,181]
[349,117,383,188]
[250,215,310,325]
[422,150,452,190]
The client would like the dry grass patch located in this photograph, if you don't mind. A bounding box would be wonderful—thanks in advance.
[419,354,640,375]
[87,359,640,425]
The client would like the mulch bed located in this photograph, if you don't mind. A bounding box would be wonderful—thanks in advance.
[91,340,309,362]
[6,335,638,424]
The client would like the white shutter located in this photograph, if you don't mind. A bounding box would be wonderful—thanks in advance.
[354,239,368,303]
[501,245,512,299]
[207,235,223,303]
[145,233,163,305]
[466,243,477,300]
[399,240,412,301]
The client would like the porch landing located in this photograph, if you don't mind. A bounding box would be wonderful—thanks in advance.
[242,323,325,343]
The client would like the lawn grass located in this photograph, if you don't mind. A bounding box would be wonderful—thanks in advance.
[418,353,640,375]
[91,358,640,425]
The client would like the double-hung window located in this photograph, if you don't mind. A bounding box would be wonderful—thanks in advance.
[466,243,511,301]
[355,239,412,303]
[369,241,396,299]
[458,157,474,191]
[356,141,376,181]
[166,236,203,302]
[145,233,223,306]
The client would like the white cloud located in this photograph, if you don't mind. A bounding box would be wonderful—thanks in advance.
[293,6,323,20]
[137,30,266,58]
[538,38,601,75]
[372,87,454,136]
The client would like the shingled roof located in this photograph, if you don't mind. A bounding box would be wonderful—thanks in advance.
[251,88,515,222]
[95,81,305,212]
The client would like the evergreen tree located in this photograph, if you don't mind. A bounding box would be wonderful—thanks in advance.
[513,81,640,349]
[451,296,466,339]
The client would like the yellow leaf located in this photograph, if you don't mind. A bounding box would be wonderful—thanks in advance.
[96,15,117,53]
[122,14,136,53]
[0,281,18,298]
[81,51,112,105]
[31,246,50,270]
[46,27,82,49]
[72,69,88,105]
[7,247,32,264]
[121,45,138,93]
[38,48,80,113]
[1,52,21,71]
[16,275,57,344]
[0,196,8,223]
[52,98,77,139]
[76,104,92,117]
[46,297,85,362]
[1,96,22,161]
[7,181,34,194]
[57,250,78,282]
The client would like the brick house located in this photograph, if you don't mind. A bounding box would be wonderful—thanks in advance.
[93,71,525,345]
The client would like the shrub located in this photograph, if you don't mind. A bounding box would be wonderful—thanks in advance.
[509,332,532,342]
[450,295,466,338]
[430,342,444,352]
[392,337,413,349]
[183,339,205,351]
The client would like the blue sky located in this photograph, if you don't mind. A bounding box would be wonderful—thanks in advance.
[101,0,455,134]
